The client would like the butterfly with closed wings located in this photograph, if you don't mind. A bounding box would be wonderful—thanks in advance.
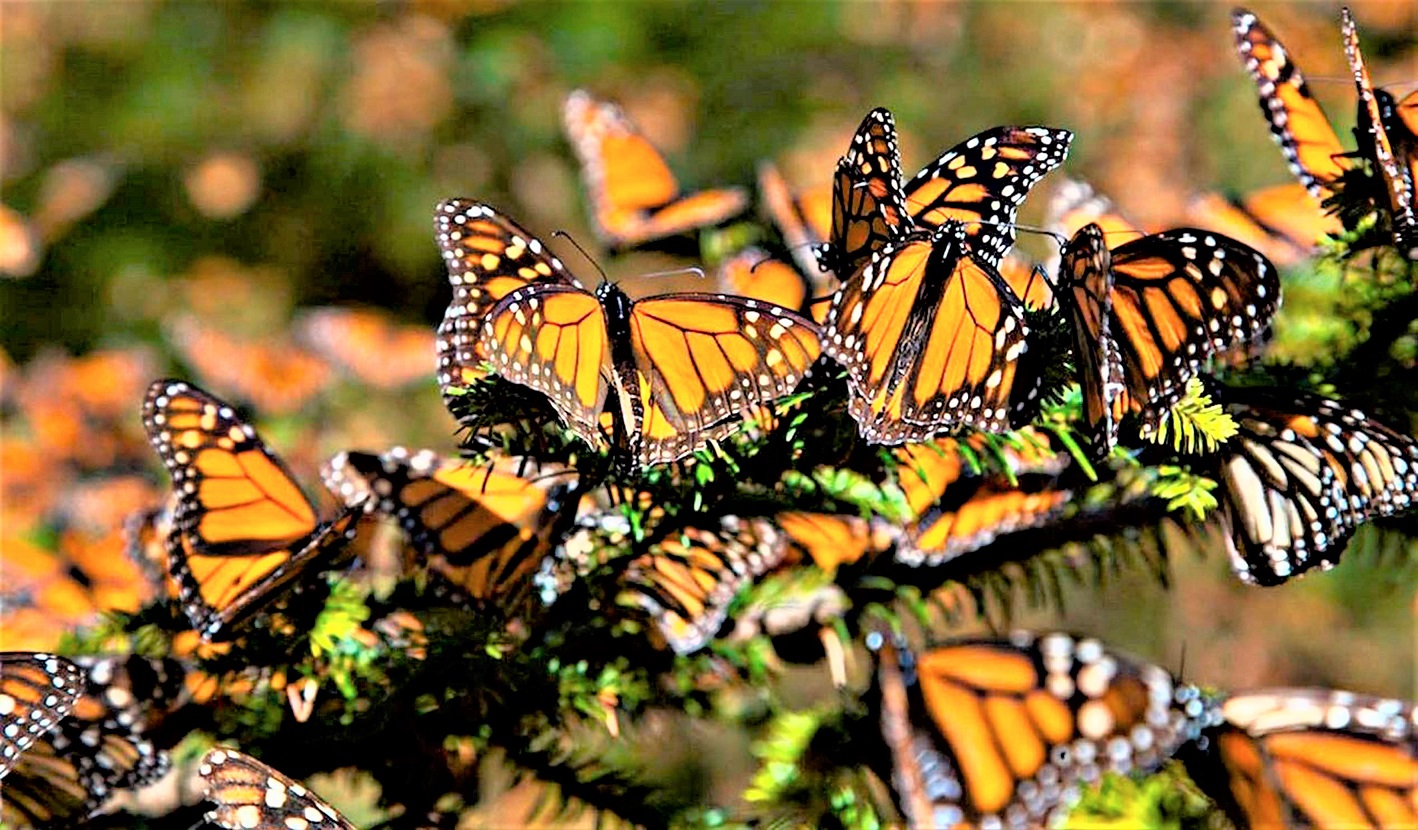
[1208,386,1418,586]
[435,201,822,469]
[323,447,579,615]
[142,380,362,641]
[1058,224,1281,458]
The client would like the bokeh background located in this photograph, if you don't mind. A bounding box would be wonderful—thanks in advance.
[2,0,1415,823]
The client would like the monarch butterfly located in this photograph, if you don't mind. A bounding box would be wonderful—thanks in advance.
[0,529,155,652]
[296,306,436,390]
[1181,688,1416,830]
[714,247,812,314]
[563,89,748,250]
[1186,183,1341,269]
[0,653,83,778]
[322,448,579,613]
[870,630,1215,830]
[13,347,157,471]
[619,516,787,654]
[1231,8,1349,201]
[446,204,822,468]
[773,510,899,575]
[824,107,1073,278]
[1059,224,1281,457]
[1209,387,1418,586]
[891,433,1073,566]
[757,161,836,290]
[199,747,357,830]
[142,380,361,640]
[823,220,1038,443]
[1045,177,1144,247]
[1342,8,1418,259]
[1,655,181,828]
[169,316,334,415]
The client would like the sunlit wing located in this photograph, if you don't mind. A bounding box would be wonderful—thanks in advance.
[758,161,838,292]
[627,291,822,465]
[1186,183,1338,268]
[904,125,1073,268]
[824,108,911,277]
[297,306,434,390]
[715,247,810,312]
[563,89,746,248]
[1232,8,1348,199]
[142,380,359,639]
[435,199,589,396]
[824,222,1034,443]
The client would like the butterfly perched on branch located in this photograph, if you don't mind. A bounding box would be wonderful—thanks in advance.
[141,380,361,641]
[434,201,822,469]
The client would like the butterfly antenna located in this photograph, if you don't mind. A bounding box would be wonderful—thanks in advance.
[552,230,610,285]
[637,265,708,281]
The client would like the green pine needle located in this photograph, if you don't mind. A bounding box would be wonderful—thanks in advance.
[1149,378,1236,455]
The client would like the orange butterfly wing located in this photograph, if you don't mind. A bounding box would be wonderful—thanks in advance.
[142,380,358,639]
[435,199,590,396]
[563,90,746,248]
[1232,8,1348,199]
[627,292,822,465]
[824,108,911,277]
[758,161,838,293]
[1060,224,1129,456]
[715,247,809,312]
[1186,183,1338,268]
[298,307,434,390]
[824,223,1033,443]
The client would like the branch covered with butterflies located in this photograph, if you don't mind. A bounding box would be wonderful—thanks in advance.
[2,5,1416,829]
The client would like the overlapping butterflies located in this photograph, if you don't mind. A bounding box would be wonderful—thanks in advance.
[8,7,1416,828]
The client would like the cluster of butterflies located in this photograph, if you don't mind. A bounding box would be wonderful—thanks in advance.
[3,6,1417,829]
[6,630,1415,829]
[1232,7,1418,259]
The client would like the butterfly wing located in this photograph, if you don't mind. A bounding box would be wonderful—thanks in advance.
[476,283,612,452]
[774,511,899,574]
[563,89,746,248]
[0,652,83,778]
[1232,8,1348,199]
[758,161,837,290]
[1103,229,1280,434]
[434,199,589,397]
[199,748,357,830]
[298,307,434,390]
[823,108,912,277]
[620,517,786,654]
[1215,389,1418,586]
[904,125,1073,268]
[715,247,810,312]
[1186,183,1338,269]
[143,380,358,639]
[1,656,180,827]
[1342,10,1418,258]
[998,252,1055,312]
[1184,689,1418,830]
[1046,176,1144,246]
[824,223,1034,443]
[626,292,822,466]
[323,448,578,612]
[873,631,1214,829]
